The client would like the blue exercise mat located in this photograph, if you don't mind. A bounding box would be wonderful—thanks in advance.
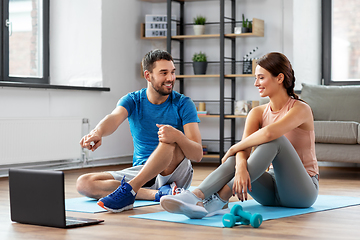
[65,186,197,213]
[65,197,159,213]
[130,195,360,228]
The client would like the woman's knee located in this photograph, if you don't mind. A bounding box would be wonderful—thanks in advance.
[222,156,236,166]
[257,136,287,149]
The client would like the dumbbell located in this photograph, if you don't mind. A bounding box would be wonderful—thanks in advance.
[222,204,263,228]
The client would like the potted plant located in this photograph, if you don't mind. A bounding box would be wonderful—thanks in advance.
[192,52,208,75]
[248,21,252,32]
[193,15,206,35]
[242,14,252,33]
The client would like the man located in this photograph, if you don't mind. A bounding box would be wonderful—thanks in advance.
[77,49,203,213]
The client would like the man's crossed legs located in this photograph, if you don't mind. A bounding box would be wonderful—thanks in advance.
[76,142,193,212]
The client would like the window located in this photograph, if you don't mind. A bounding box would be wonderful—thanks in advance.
[1,0,49,84]
[322,0,360,85]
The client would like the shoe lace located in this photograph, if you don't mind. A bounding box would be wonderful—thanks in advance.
[203,194,218,206]
[108,176,128,201]
[174,187,184,195]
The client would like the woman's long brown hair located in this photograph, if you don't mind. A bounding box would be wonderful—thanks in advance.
[256,52,300,100]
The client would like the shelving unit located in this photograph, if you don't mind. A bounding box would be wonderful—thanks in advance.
[140,0,264,162]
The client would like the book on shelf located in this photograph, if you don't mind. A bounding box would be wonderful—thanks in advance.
[234,100,260,115]
[202,145,208,155]
[197,111,208,115]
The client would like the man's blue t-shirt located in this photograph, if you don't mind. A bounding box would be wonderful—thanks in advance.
[117,88,200,166]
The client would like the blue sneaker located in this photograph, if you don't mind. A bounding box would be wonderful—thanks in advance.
[154,182,184,202]
[97,176,137,213]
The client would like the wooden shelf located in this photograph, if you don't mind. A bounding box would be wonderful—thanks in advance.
[227,19,264,37]
[177,58,257,78]
[141,33,261,40]
[141,57,256,78]
[177,74,220,78]
[198,114,247,119]
[172,34,221,39]
[198,114,220,118]
[141,18,264,39]
[140,36,167,40]
[140,71,255,79]
[177,74,255,79]
[225,74,255,78]
[225,115,247,119]
[202,154,220,159]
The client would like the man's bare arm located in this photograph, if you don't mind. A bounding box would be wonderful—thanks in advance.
[80,106,128,151]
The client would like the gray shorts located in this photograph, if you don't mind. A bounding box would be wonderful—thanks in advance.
[107,158,193,190]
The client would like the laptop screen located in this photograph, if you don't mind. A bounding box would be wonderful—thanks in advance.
[9,169,68,228]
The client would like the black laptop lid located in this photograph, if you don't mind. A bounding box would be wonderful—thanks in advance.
[9,169,67,228]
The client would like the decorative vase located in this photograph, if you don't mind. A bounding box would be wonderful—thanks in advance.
[193,62,208,75]
[193,25,205,35]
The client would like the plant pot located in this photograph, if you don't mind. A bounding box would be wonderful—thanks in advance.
[193,61,208,75]
[241,27,252,33]
[193,25,205,35]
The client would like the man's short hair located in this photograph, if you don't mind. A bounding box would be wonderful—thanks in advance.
[142,49,174,73]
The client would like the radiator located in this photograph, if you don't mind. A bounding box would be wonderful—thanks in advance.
[0,118,83,165]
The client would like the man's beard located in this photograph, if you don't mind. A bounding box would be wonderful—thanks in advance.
[150,76,174,96]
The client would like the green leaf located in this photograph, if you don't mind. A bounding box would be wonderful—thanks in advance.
[193,15,206,25]
[192,52,207,62]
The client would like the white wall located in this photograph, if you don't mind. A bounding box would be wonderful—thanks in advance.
[99,0,147,160]
[0,0,146,164]
[293,0,322,89]
[0,0,321,164]
[50,0,103,87]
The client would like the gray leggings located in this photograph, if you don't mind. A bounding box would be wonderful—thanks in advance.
[198,136,319,208]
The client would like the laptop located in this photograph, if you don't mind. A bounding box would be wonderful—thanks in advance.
[9,168,104,228]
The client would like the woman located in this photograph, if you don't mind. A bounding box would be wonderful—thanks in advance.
[160,52,319,219]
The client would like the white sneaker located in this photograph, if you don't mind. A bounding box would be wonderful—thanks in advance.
[160,190,208,219]
[203,193,230,217]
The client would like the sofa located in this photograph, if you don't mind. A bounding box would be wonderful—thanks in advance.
[300,83,360,164]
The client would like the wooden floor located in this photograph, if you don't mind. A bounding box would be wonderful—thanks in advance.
[1,163,360,240]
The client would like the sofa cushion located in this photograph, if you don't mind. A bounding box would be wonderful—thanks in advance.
[315,143,360,163]
[301,83,360,122]
[314,121,359,144]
